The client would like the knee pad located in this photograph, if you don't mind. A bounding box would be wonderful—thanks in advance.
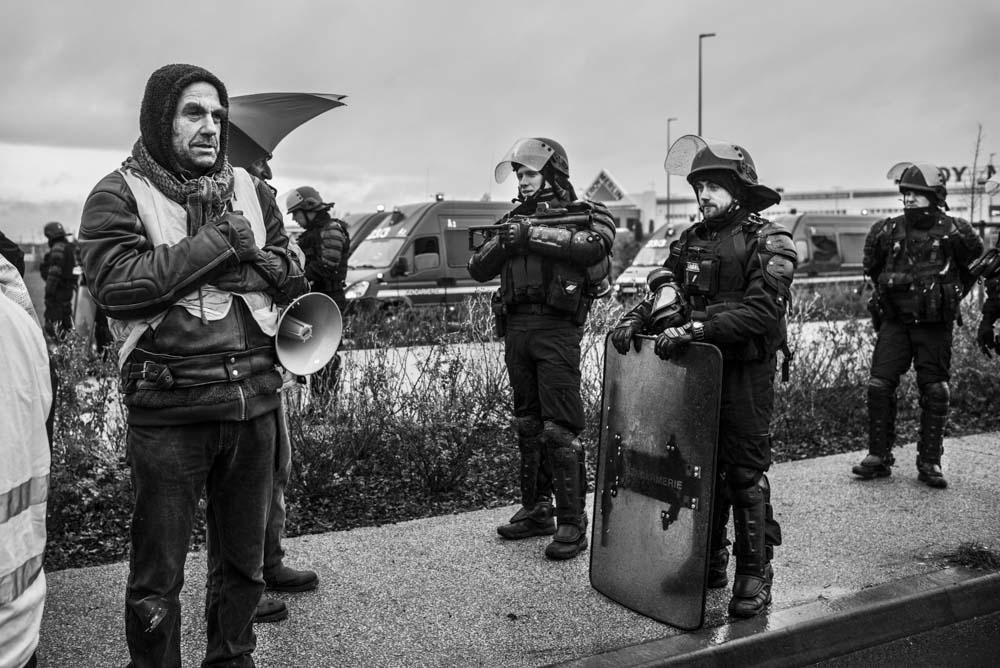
[514,415,543,438]
[867,377,896,399]
[919,381,949,414]
[726,466,763,507]
[543,420,582,464]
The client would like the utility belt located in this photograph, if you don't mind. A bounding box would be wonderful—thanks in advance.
[688,297,792,380]
[507,302,576,318]
[121,346,277,391]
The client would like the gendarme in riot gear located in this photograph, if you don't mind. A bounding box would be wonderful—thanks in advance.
[853,162,983,488]
[287,186,350,313]
[976,178,1000,358]
[468,137,616,561]
[611,135,795,619]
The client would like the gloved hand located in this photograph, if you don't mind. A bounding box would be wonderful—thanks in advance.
[977,319,998,358]
[500,219,531,250]
[610,321,643,355]
[654,322,693,360]
[215,211,259,262]
[212,263,271,294]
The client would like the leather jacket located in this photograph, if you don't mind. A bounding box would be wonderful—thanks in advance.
[79,167,309,425]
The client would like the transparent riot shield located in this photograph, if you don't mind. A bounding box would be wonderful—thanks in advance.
[589,336,722,630]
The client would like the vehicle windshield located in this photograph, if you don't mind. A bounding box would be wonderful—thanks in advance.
[349,238,406,269]
[632,244,671,267]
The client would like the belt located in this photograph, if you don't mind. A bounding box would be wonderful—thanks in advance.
[507,303,573,318]
[122,346,276,390]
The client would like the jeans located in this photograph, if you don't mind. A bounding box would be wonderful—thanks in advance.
[125,413,276,668]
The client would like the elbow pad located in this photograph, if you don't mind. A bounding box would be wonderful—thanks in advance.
[468,236,507,282]
[526,226,606,266]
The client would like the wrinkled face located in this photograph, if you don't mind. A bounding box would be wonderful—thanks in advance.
[901,190,932,209]
[247,156,272,180]
[171,82,225,175]
[516,166,545,199]
[694,180,734,220]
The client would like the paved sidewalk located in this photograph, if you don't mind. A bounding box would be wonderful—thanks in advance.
[37,434,1000,667]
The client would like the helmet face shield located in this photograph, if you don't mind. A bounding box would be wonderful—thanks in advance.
[986,178,1000,196]
[494,138,557,183]
[664,135,747,177]
[887,162,946,190]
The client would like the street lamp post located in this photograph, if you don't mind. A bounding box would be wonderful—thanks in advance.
[666,116,677,226]
[698,33,716,136]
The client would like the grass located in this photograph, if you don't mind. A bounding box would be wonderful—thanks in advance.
[42,285,1000,571]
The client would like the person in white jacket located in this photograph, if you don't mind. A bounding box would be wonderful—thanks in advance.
[0,256,52,668]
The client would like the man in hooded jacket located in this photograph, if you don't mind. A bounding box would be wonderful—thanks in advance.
[611,136,796,618]
[78,63,309,667]
[468,137,615,561]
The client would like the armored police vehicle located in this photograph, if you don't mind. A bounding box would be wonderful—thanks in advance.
[345,199,512,310]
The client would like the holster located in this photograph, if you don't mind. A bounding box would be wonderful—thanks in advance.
[491,291,507,338]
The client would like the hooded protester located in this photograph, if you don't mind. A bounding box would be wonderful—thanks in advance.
[78,63,309,667]
[611,136,797,618]
[853,162,983,488]
[468,137,616,561]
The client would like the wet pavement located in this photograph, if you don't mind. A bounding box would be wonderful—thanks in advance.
[37,433,1000,667]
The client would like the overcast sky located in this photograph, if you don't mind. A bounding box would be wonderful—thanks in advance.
[1,0,998,241]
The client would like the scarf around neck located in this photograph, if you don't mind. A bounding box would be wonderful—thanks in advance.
[131,139,236,236]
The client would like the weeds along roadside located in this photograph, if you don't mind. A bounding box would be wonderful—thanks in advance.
[44,285,1000,570]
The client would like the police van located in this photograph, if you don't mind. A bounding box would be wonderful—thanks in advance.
[773,212,882,281]
[344,199,513,310]
[341,209,392,254]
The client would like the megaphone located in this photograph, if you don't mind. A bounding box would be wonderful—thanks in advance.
[275,292,343,375]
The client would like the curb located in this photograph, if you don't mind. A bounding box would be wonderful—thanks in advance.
[550,567,1000,667]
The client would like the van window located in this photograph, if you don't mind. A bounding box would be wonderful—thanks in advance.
[350,238,407,268]
[413,236,439,256]
[809,230,840,262]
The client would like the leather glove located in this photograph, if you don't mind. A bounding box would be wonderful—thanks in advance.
[654,323,693,360]
[500,219,531,250]
[214,211,259,262]
[977,320,998,358]
[213,263,271,294]
[610,322,643,355]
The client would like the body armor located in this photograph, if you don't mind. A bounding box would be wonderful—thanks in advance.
[867,214,970,324]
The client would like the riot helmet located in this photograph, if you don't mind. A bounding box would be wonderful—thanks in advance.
[886,162,948,210]
[286,186,330,214]
[664,135,781,213]
[43,221,67,240]
[494,137,569,183]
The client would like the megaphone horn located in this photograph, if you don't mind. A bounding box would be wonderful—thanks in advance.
[276,292,343,375]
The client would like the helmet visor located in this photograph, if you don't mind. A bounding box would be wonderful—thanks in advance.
[494,138,556,183]
[985,178,1000,196]
[886,162,945,188]
[664,135,746,176]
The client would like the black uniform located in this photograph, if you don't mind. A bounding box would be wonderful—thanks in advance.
[468,195,615,555]
[298,212,350,313]
[39,235,78,337]
[862,211,983,469]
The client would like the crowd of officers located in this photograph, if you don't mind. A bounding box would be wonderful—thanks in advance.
[4,59,1000,667]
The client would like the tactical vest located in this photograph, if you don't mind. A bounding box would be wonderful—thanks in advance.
[875,215,963,324]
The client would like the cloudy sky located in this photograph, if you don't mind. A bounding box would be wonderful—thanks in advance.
[1,0,998,241]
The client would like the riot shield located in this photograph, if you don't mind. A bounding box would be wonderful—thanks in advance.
[589,336,722,630]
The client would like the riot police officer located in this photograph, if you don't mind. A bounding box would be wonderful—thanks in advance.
[286,186,350,313]
[39,221,78,339]
[854,163,983,488]
[976,177,1000,359]
[611,136,795,618]
[468,137,615,560]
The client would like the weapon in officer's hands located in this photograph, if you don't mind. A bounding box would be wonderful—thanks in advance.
[467,208,596,251]
[969,247,1000,282]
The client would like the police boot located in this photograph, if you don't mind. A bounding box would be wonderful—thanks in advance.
[852,378,896,479]
[543,422,588,561]
[497,418,556,539]
[707,477,731,589]
[916,382,949,489]
[728,470,780,618]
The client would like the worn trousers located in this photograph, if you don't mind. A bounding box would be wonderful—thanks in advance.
[125,413,276,668]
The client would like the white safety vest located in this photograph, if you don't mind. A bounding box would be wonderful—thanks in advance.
[113,167,280,368]
[0,290,52,668]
